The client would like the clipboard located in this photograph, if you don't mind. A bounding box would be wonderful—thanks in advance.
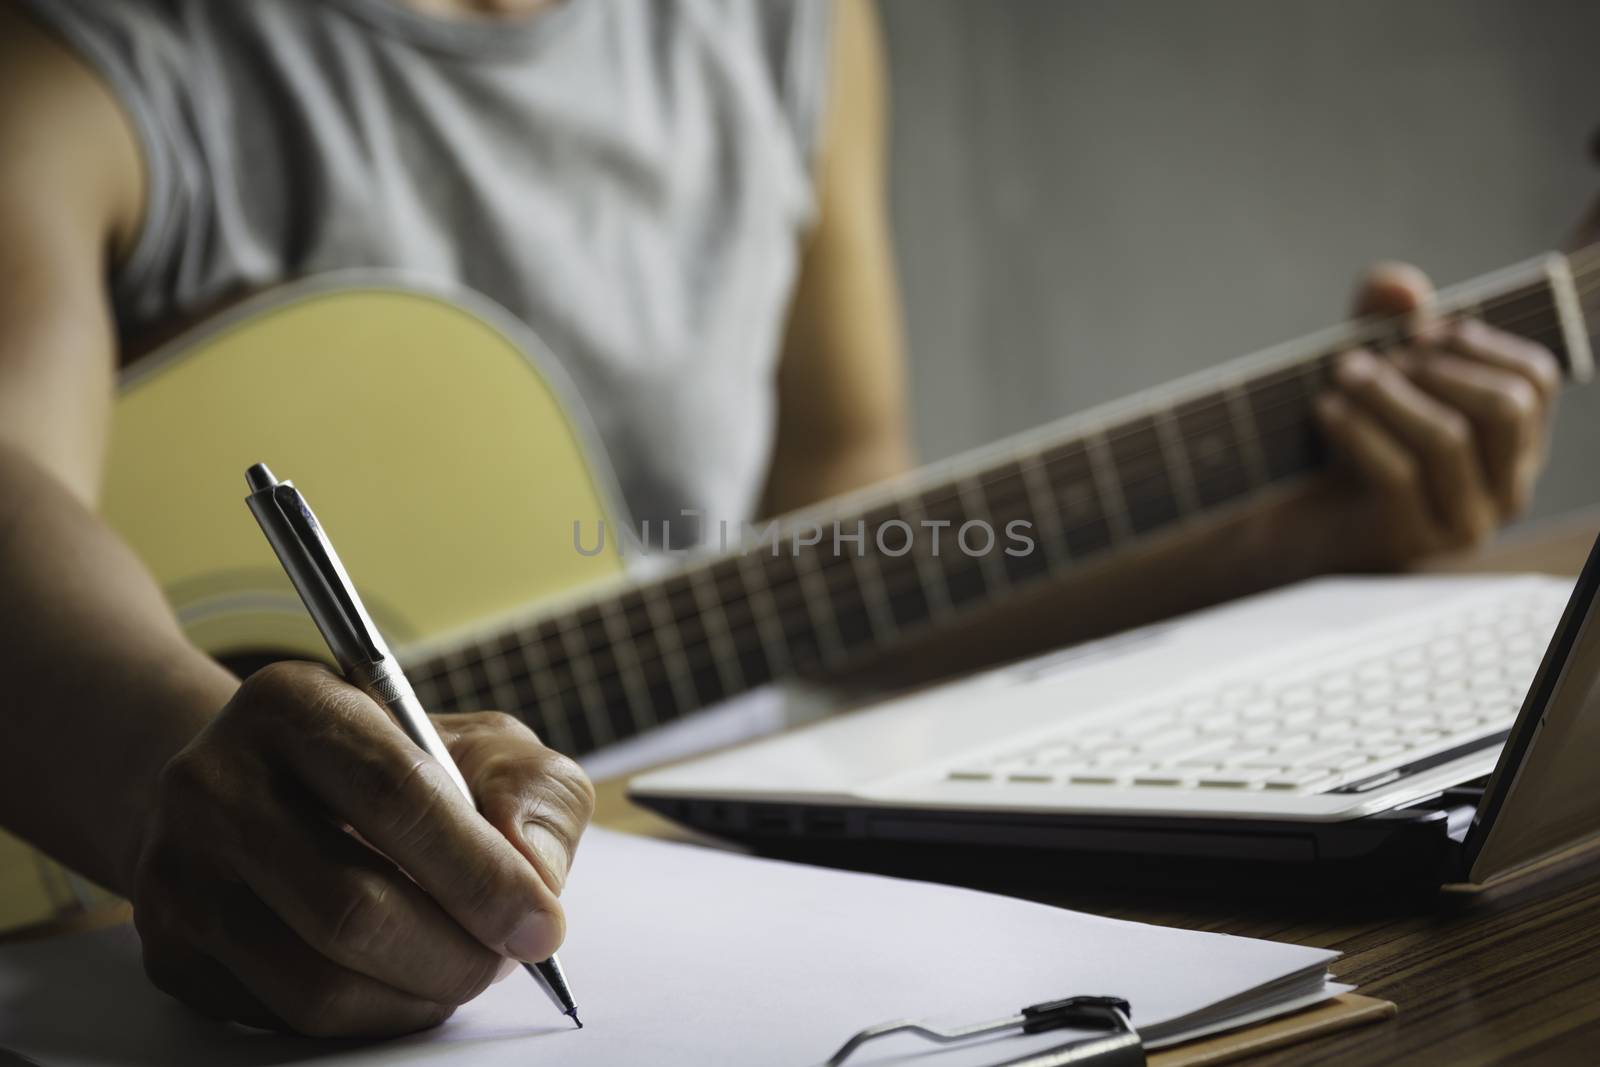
[1151,994,1395,1067]
[828,992,1396,1066]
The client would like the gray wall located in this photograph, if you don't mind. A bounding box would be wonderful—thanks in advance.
[882,0,1600,520]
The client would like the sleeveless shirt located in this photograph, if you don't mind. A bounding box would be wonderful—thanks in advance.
[19,0,832,535]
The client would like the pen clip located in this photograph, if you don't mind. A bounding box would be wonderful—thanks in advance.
[272,483,386,664]
[245,464,387,668]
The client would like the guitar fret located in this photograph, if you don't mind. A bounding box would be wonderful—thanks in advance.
[616,591,685,725]
[1176,391,1255,509]
[790,543,847,665]
[479,640,522,715]
[661,576,727,709]
[555,619,611,749]
[757,551,827,668]
[598,597,656,736]
[491,633,541,713]
[1105,417,1181,535]
[1222,382,1270,490]
[1083,430,1134,544]
[915,486,988,610]
[1244,369,1322,482]
[640,583,701,714]
[847,546,900,643]
[1040,440,1113,558]
[1151,409,1200,519]
[688,566,745,696]
[1543,257,1594,380]
[860,504,935,633]
[708,561,775,689]
[813,547,875,654]
[735,552,792,678]
[1016,450,1069,571]
[442,649,476,712]
[896,494,955,620]
[957,475,1010,594]
[514,632,575,754]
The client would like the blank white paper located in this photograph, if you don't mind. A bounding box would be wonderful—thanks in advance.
[0,829,1339,1066]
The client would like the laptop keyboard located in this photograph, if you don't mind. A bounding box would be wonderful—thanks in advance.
[942,584,1568,795]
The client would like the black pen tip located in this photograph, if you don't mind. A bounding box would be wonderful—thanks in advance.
[567,1009,583,1029]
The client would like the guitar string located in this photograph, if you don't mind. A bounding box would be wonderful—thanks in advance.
[418,333,1559,721]
[415,296,1580,715]
[469,425,1348,715]
[412,295,1581,718]
[414,293,1573,690]
[425,401,1559,732]
[421,279,1577,687]
[442,309,1598,734]
[427,377,1551,719]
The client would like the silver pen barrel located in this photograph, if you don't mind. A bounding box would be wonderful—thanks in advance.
[243,463,580,1027]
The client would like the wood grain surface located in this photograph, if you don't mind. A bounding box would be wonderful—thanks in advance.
[594,509,1600,1067]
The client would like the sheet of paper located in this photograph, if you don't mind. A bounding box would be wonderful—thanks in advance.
[0,830,1338,1066]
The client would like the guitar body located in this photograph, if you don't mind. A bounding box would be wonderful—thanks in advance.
[0,279,629,932]
[105,278,628,666]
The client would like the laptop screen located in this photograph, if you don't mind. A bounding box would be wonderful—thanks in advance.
[1464,531,1600,883]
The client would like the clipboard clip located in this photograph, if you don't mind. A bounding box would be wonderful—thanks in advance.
[825,994,1144,1067]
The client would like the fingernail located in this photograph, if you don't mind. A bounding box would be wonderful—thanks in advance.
[1336,350,1374,386]
[506,909,563,964]
[522,822,571,892]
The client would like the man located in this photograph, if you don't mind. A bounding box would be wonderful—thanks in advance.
[0,0,1567,1040]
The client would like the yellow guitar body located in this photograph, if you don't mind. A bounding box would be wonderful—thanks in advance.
[1,279,628,931]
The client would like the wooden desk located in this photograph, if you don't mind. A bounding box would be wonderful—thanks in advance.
[594,507,1600,1067]
[11,510,1600,1064]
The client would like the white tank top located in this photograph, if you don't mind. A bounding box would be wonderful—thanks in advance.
[21,0,831,536]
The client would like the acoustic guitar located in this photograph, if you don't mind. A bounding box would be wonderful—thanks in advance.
[3,249,1597,929]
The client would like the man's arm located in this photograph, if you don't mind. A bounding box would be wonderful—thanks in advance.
[0,0,194,885]
[0,6,591,1036]
[768,1,1558,687]
[760,0,913,515]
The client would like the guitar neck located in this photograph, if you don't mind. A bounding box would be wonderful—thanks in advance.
[407,250,1599,756]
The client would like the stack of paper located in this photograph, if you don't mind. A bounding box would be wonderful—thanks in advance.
[0,829,1345,1066]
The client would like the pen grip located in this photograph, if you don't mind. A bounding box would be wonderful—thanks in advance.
[347,660,475,804]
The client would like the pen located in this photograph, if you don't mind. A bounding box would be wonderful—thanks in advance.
[243,462,582,1028]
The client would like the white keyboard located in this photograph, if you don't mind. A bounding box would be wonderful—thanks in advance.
[943,583,1569,795]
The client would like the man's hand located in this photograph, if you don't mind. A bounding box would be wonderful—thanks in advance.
[128,661,594,1038]
[1310,263,1560,568]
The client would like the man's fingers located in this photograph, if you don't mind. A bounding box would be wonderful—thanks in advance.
[440,712,596,896]
[1447,319,1562,411]
[196,881,455,1039]
[238,665,564,965]
[228,784,507,1007]
[1353,261,1434,318]
[1314,392,1435,543]
[1333,350,1496,544]
[1408,352,1543,516]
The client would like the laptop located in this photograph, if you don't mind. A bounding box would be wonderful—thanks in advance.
[629,535,1600,889]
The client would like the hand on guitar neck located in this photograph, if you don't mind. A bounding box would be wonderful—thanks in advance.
[1309,263,1559,569]
[837,262,1562,691]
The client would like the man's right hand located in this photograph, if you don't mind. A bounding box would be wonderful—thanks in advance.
[129,661,594,1037]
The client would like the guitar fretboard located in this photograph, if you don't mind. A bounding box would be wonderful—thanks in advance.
[407,251,1599,756]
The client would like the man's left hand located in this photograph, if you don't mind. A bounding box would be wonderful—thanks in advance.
[1310,262,1561,567]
